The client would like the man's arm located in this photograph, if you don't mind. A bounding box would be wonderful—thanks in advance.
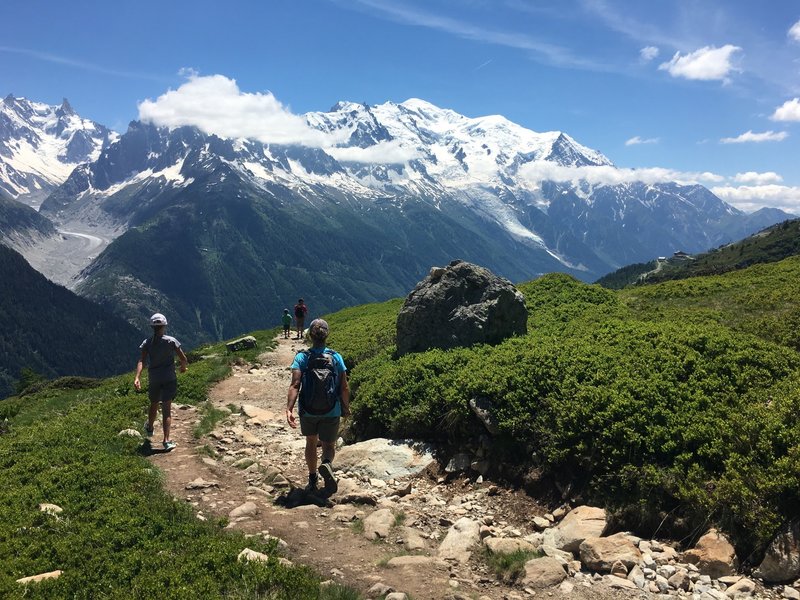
[175,346,189,373]
[134,349,147,391]
[286,369,302,428]
[340,371,351,417]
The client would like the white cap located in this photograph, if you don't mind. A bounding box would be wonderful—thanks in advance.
[150,313,168,327]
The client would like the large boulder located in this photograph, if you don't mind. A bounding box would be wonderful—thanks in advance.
[682,528,739,579]
[395,260,527,356]
[543,505,608,553]
[579,533,641,572]
[754,521,800,583]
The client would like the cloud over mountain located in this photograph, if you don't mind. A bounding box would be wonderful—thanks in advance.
[138,74,347,148]
[659,45,741,81]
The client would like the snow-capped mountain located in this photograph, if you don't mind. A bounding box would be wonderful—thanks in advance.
[27,96,792,345]
[0,94,115,207]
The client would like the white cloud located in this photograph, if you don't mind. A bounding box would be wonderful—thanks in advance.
[733,171,783,185]
[712,184,800,213]
[325,140,420,164]
[658,45,741,81]
[625,136,659,146]
[138,74,346,147]
[771,98,800,122]
[639,46,659,62]
[517,162,723,187]
[720,130,788,144]
[790,20,800,42]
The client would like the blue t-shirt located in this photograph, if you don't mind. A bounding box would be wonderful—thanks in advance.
[140,334,182,384]
[291,347,346,418]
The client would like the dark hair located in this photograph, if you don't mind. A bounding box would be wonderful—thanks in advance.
[298,298,304,303]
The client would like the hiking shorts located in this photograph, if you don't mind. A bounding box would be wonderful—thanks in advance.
[299,416,340,443]
[149,379,177,405]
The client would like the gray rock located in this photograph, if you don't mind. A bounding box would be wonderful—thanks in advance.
[363,508,395,540]
[468,397,499,434]
[118,428,142,438]
[438,517,481,563]
[226,336,257,352]
[229,502,259,519]
[367,583,395,596]
[445,452,471,473]
[385,593,408,600]
[395,260,527,356]
[185,478,219,490]
[754,521,800,583]
[782,585,800,600]
[396,526,427,551]
[335,438,434,480]
[668,569,692,591]
[627,564,647,589]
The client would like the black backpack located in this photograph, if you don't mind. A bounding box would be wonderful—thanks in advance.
[299,350,340,415]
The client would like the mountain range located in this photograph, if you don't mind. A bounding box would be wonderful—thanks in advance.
[0,94,794,346]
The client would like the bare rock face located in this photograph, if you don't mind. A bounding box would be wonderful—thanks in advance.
[396,260,527,356]
[754,521,800,583]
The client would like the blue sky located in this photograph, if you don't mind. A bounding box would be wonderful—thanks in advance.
[2,0,800,212]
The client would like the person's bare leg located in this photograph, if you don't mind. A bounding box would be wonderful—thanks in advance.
[321,441,336,465]
[148,401,158,430]
[162,400,172,442]
[305,434,319,473]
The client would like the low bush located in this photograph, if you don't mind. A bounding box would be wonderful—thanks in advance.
[342,271,800,557]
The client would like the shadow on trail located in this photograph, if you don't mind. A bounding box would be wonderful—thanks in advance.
[275,486,334,509]
[136,441,175,456]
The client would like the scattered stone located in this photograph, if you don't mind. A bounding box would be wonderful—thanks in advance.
[385,593,408,600]
[540,544,573,564]
[610,560,628,577]
[628,564,647,589]
[201,457,217,467]
[367,582,394,596]
[363,508,395,540]
[240,431,263,446]
[605,575,637,590]
[232,457,256,469]
[532,516,550,530]
[668,568,692,591]
[38,503,63,516]
[185,478,219,490]
[395,260,528,355]
[118,428,142,438]
[559,580,574,594]
[782,585,800,600]
[396,526,427,551]
[683,528,739,579]
[226,336,257,352]
[520,557,567,589]
[229,502,259,519]
[437,517,481,563]
[725,577,756,597]
[238,548,269,563]
[338,492,378,506]
[484,537,537,555]
[16,571,62,585]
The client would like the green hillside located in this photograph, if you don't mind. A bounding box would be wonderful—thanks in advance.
[597,218,800,289]
[0,244,143,399]
[326,258,800,558]
[3,254,799,590]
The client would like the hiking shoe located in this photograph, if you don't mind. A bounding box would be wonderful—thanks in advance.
[143,421,154,437]
[318,462,338,494]
[163,440,177,451]
[304,474,318,492]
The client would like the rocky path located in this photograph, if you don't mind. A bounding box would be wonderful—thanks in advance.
[143,336,795,600]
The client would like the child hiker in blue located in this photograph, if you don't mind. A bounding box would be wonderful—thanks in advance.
[282,308,292,339]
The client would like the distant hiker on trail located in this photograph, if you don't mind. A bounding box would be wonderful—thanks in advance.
[286,318,350,494]
[294,298,308,340]
[282,308,292,339]
[134,313,188,451]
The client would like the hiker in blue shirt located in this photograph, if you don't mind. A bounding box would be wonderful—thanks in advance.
[282,308,292,339]
[134,312,188,451]
[286,318,350,493]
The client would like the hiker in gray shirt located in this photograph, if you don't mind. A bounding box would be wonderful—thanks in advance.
[134,313,188,450]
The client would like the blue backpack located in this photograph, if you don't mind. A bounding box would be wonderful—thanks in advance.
[299,350,340,415]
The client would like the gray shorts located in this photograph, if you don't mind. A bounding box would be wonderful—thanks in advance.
[148,379,177,404]
[299,416,340,443]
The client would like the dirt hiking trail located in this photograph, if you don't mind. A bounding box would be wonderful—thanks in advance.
[146,335,634,600]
